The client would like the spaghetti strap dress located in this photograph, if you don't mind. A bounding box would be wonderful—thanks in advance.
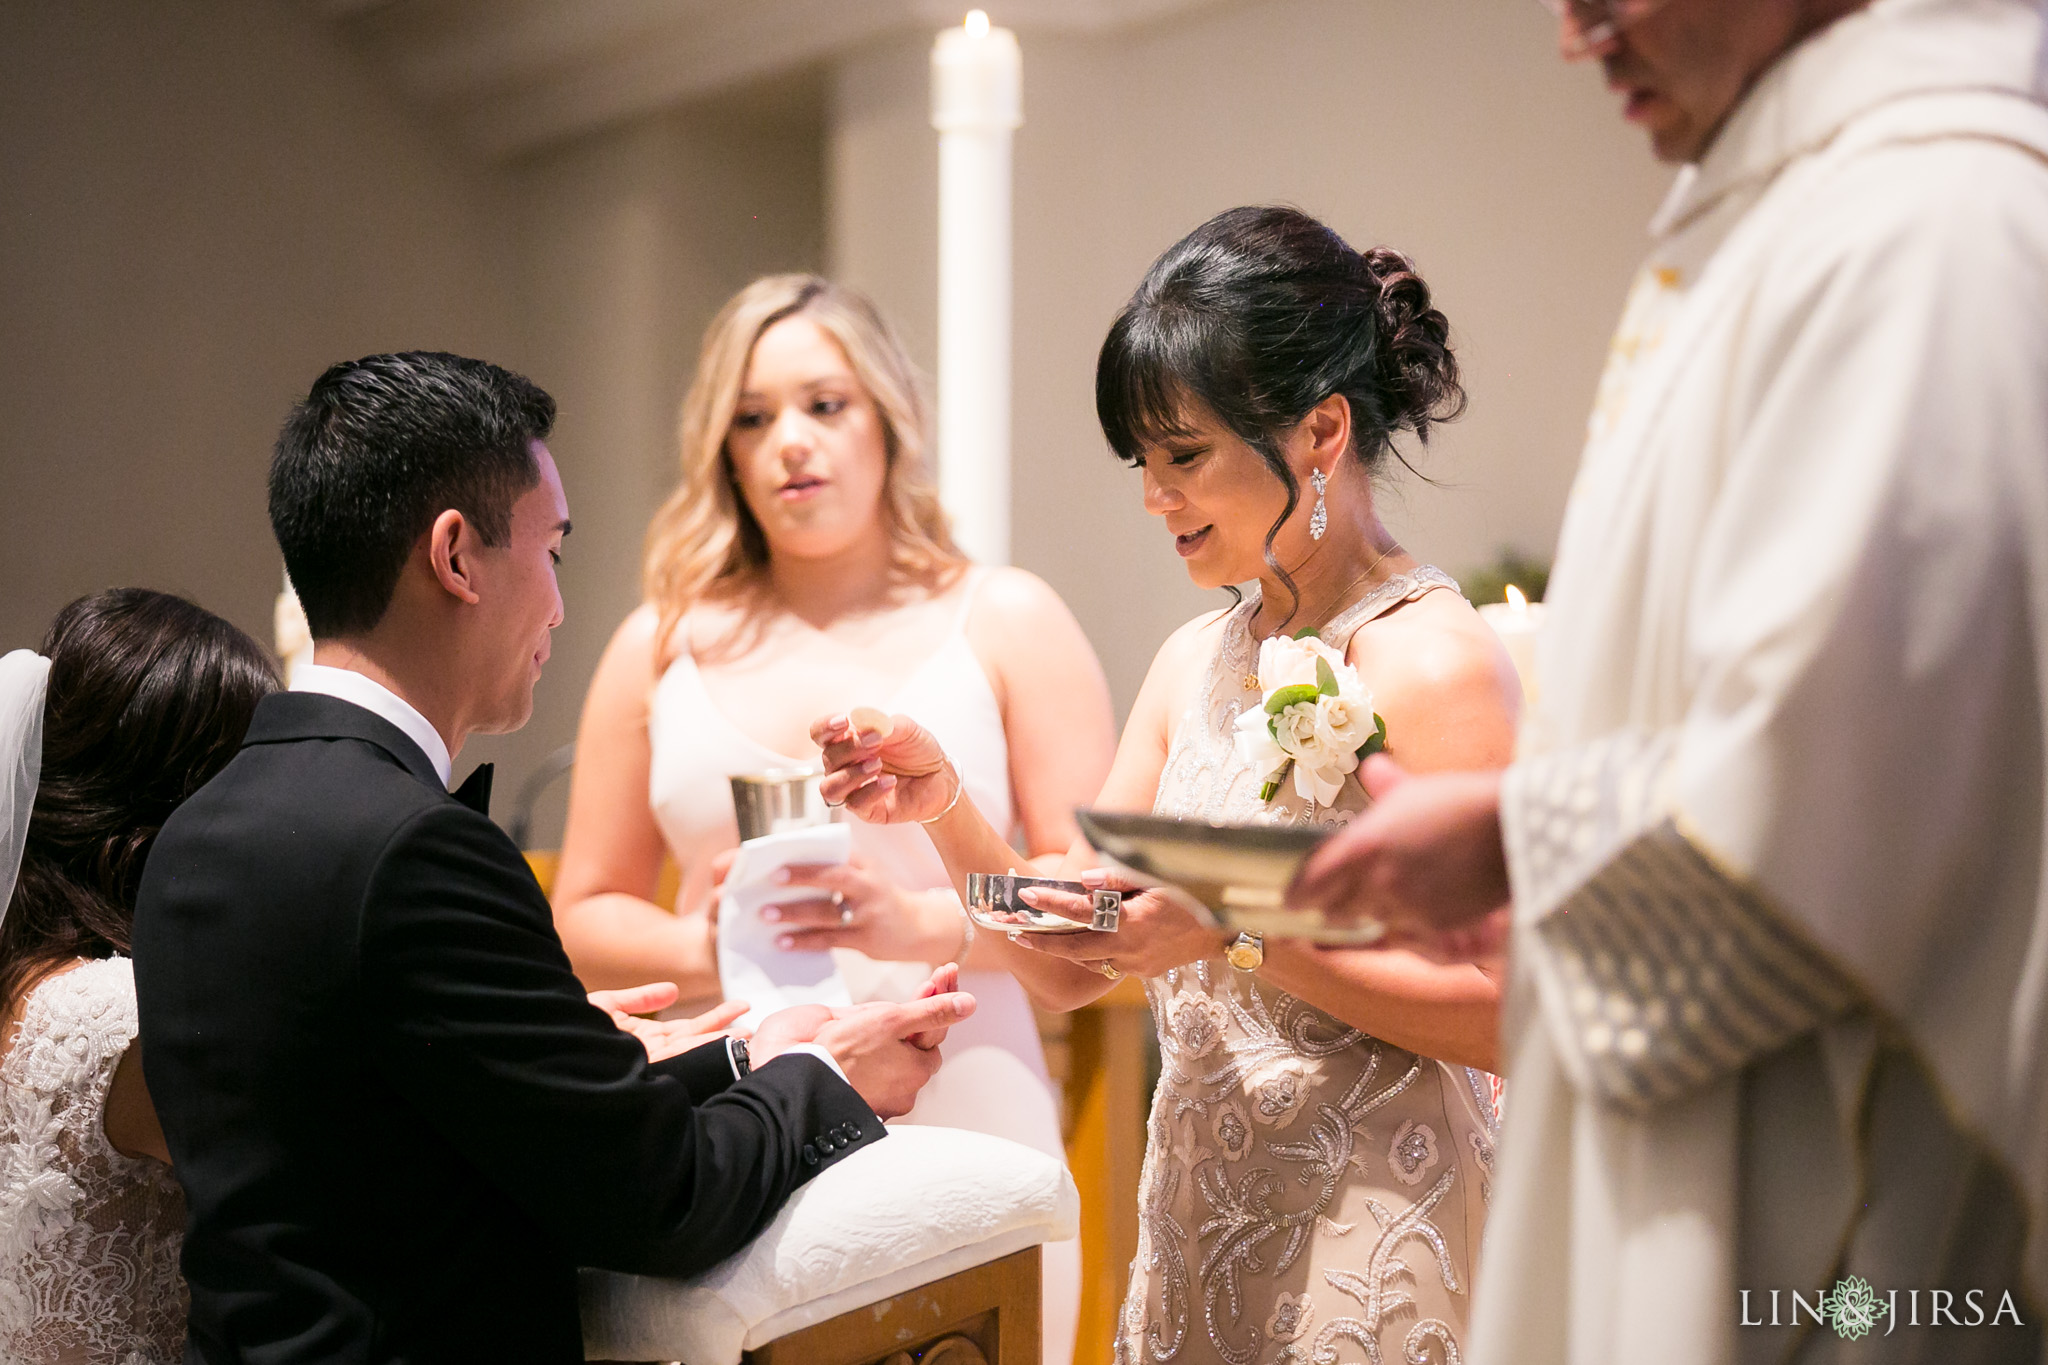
[646,568,1079,1364]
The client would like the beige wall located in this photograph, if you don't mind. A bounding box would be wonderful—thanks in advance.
[0,3,823,842]
[0,0,516,658]
[831,0,1674,716]
[4,0,1672,837]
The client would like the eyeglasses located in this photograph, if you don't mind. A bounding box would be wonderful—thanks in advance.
[1535,0,1676,57]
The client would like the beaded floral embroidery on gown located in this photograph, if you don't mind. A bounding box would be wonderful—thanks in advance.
[0,956,186,1364]
[1116,570,1498,1365]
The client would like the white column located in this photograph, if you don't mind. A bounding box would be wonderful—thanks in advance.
[930,10,1022,566]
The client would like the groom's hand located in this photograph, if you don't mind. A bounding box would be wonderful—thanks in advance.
[904,962,961,1048]
[814,989,977,1118]
[749,970,973,1115]
[588,982,683,1020]
[1286,756,1513,963]
[588,984,750,1064]
[748,1003,838,1063]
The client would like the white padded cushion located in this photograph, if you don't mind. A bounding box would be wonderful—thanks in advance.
[580,1125,1080,1364]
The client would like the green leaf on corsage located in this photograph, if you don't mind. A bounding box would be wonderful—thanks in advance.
[1264,682,1320,714]
[1315,656,1339,696]
[1292,626,1321,640]
[1357,713,1389,758]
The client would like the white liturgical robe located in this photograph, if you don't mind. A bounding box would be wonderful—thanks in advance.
[1474,2,2048,1362]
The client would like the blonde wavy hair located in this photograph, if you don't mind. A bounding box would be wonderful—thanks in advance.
[644,275,964,649]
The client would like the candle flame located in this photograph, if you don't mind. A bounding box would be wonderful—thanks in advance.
[1505,584,1528,611]
[964,9,990,36]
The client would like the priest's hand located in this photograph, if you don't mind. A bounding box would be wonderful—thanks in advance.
[588,983,750,1064]
[1286,756,1513,964]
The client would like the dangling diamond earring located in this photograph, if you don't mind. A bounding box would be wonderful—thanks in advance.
[1308,468,1328,541]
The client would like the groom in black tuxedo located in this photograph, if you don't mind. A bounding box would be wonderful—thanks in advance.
[134,352,975,1364]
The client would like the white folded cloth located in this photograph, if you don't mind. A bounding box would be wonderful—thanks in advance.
[715,825,855,1030]
[579,1124,1080,1364]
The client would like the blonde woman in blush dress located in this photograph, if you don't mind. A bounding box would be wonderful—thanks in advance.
[816,208,1518,1365]
[551,275,1111,1363]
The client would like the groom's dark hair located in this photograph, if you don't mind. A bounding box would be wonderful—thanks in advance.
[270,351,556,637]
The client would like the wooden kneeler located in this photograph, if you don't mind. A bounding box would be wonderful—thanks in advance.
[740,1246,1038,1365]
[593,1247,1039,1365]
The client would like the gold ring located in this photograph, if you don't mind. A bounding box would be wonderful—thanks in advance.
[1093,960,1122,981]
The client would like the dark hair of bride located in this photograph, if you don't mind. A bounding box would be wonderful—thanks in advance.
[1095,204,1465,624]
[1,589,276,1007]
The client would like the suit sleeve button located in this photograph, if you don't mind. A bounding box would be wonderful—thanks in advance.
[803,1143,819,1165]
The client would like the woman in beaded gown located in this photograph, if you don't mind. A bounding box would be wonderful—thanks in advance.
[816,207,1522,1365]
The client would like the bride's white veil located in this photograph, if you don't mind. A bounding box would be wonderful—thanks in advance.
[0,650,51,929]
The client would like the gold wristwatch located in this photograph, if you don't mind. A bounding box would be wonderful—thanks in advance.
[1225,931,1265,972]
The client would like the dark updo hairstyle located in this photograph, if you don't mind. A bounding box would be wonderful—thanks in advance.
[2,589,277,1006]
[1095,205,1465,624]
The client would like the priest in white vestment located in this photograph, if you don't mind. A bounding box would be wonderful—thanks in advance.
[1289,0,2048,1360]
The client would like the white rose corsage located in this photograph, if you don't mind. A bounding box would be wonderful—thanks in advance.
[1231,631,1388,809]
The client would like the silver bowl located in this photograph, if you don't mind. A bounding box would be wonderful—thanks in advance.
[964,872,1121,934]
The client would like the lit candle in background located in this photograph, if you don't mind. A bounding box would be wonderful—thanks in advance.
[930,9,1022,565]
[1478,583,1544,710]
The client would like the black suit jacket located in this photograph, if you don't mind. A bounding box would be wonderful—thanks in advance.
[133,692,882,1364]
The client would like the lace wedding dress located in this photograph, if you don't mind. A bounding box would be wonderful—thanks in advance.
[0,956,186,1363]
[1116,569,1498,1365]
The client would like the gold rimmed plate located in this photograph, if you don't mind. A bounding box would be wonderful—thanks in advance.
[1074,809,1386,944]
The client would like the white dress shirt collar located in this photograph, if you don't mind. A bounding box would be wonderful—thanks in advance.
[292,663,453,789]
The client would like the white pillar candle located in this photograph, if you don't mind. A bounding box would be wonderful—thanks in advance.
[1477,583,1545,710]
[930,9,1022,566]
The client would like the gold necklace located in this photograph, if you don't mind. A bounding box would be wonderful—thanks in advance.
[1243,542,1401,691]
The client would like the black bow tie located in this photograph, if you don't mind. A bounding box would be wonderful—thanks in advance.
[451,763,494,816]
